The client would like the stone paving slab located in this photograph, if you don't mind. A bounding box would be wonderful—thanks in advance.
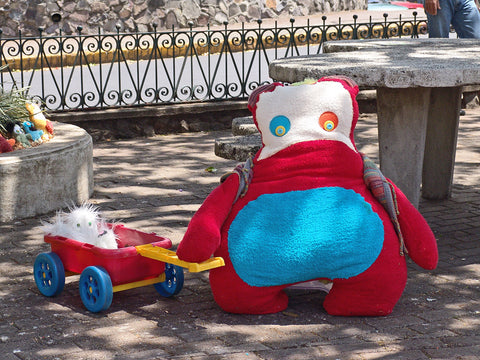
[231,116,258,136]
[0,107,479,359]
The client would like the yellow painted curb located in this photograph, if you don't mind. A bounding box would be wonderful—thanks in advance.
[1,21,425,72]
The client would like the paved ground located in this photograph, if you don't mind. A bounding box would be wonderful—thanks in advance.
[1,100,479,360]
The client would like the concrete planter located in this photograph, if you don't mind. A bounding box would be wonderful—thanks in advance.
[0,123,93,223]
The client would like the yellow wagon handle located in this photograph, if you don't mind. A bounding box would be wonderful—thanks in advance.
[135,244,225,273]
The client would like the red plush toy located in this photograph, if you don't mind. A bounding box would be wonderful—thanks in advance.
[0,134,14,153]
[177,76,438,316]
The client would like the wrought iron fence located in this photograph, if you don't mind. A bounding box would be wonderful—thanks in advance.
[0,12,427,112]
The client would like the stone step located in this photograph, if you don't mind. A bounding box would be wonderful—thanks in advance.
[232,116,258,136]
[214,134,261,161]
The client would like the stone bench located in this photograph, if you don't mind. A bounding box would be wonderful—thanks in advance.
[231,116,258,136]
[215,134,261,162]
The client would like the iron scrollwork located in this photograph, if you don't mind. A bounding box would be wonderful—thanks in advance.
[0,12,426,111]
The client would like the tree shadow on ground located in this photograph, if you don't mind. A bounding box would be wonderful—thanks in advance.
[1,118,479,359]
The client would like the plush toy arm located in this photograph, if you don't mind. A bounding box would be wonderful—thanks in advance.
[390,181,438,270]
[176,174,240,263]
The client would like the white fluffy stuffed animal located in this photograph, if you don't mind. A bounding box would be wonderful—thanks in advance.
[41,204,118,249]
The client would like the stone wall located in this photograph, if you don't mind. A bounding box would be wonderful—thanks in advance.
[0,0,367,37]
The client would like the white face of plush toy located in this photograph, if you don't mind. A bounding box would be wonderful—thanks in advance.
[66,206,100,242]
[255,81,356,160]
[13,124,25,135]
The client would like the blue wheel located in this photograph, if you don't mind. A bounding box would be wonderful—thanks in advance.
[33,252,65,297]
[79,266,113,313]
[154,264,184,297]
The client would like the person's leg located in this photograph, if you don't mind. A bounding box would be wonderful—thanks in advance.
[452,0,480,38]
[427,0,455,37]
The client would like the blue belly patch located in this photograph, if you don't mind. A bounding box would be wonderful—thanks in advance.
[228,187,384,287]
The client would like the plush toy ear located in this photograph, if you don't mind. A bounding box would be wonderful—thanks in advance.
[319,76,359,97]
[248,82,283,113]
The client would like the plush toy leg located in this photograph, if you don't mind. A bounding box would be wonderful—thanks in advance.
[209,264,288,314]
[322,250,408,316]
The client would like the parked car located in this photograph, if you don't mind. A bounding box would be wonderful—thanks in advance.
[368,0,424,10]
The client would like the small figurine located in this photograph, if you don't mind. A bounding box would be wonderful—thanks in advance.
[6,122,32,148]
[26,102,54,140]
[22,120,44,143]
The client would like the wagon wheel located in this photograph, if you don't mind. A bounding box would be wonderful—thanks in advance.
[154,263,184,297]
[79,266,113,313]
[33,252,65,297]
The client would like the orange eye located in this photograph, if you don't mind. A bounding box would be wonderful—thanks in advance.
[319,112,338,132]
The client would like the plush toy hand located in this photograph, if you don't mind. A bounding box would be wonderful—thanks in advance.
[391,181,438,270]
[177,174,240,263]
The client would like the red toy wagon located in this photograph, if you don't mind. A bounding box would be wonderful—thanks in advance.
[33,224,224,312]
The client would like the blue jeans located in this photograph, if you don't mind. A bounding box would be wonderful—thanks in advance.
[426,0,480,38]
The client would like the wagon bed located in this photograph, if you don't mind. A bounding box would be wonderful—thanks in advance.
[34,224,224,312]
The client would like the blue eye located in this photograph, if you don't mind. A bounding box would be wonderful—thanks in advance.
[269,115,291,137]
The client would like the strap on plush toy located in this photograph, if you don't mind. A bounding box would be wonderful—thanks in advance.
[361,153,407,256]
[220,156,254,203]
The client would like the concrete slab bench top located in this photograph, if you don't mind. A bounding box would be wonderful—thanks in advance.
[271,38,480,88]
[269,38,480,206]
